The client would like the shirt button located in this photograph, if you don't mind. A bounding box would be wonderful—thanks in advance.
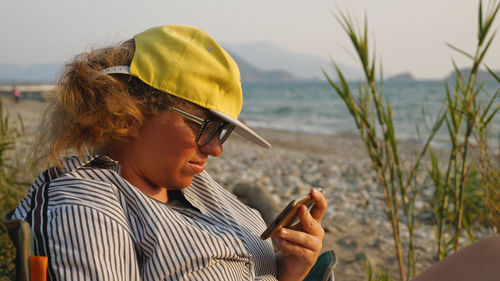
[245,262,251,268]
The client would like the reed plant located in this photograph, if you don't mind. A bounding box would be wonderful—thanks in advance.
[474,71,500,233]
[364,256,393,281]
[324,1,499,280]
[429,0,500,259]
[323,12,445,281]
[0,99,30,280]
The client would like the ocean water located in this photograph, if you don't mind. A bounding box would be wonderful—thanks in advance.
[240,80,500,146]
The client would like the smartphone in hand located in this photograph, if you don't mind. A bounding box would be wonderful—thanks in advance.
[260,189,321,240]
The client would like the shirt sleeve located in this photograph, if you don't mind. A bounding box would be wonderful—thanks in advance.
[44,205,141,281]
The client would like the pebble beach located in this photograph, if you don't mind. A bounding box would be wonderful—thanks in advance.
[4,98,494,280]
[208,129,438,279]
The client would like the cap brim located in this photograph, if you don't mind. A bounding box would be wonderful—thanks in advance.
[209,109,271,149]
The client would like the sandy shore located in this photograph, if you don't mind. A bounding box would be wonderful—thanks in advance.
[2,99,493,280]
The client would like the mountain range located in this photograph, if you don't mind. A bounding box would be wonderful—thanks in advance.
[0,41,363,83]
[444,68,500,82]
[228,51,297,83]
[224,41,362,81]
[1,42,499,84]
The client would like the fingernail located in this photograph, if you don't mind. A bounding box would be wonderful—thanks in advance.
[280,228,288,236]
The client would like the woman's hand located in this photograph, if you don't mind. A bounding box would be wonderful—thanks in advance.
[274,188,327,281]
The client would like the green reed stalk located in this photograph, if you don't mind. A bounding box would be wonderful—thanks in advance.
[324,12,445,281]
[326,1,499,279]
[0,99,29,280]
[478,71,500,233]
[434,0,500,259]
[468,64,500,235]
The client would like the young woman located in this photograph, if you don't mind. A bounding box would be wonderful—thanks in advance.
[6,25,326,281]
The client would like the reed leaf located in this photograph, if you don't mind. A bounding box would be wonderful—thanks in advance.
[479,90,500,122]
[462,216,476,243]
[446,43,474,60]
[406,111,446,189]
[476,33,497,66]
[484,106,500,125]
[478,0,500,45]
[486,66,500,82]
[451,61,467,92]
[479,0,484,36]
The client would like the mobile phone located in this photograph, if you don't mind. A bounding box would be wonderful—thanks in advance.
[260,189,322,240]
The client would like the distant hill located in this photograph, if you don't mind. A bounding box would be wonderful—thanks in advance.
[224,41,363,81]
[0,57,296,84]
[445,68,500,82]
[386,72,416,82]
[0,41,366,83]
[0,51,301,84]
[228,52,297,83]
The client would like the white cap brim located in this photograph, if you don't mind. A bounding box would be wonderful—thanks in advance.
[209,109,271,149]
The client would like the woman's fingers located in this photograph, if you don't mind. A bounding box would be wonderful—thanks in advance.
[278,239,317,263]
[275,227,322,252]
[297,205,325,237]
[309,188,327,222]
[272,196,326,280]
[274,206,324,251]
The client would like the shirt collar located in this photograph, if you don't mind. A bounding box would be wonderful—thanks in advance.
[63,155,208,214]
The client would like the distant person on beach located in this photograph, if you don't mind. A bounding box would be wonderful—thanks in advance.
[4,25,327,280]
[13,88,21,103]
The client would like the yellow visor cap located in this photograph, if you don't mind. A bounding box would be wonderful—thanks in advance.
[131,25,242,119]
[101,25,271,148]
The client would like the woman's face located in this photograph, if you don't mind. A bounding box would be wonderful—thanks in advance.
[121,104,223,194]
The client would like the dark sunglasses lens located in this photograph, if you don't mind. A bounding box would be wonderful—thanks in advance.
[219,125,235,144]
[198,121,220,146]
[198,121,235,146]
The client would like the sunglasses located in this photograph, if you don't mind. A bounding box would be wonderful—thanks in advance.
[168,106,235,146]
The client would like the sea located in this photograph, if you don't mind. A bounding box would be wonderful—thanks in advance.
[240,80,500,148]
[4,80,498,148]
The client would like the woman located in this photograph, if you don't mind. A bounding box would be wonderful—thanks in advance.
[6,25,326,280]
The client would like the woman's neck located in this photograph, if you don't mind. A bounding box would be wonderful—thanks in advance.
[97,143,169,203]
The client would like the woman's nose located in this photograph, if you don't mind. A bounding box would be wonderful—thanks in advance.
[199,135,223,157]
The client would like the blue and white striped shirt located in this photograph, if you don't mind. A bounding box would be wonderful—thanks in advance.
[7,155,277,281]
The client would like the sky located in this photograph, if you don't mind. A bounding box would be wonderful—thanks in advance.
[1,0,499,80]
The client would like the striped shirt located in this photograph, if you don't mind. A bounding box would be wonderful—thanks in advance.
[6,155,277,281]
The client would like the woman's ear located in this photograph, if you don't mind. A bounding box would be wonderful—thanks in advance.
[127,112,154,139]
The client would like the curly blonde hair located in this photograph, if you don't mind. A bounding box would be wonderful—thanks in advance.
[35,39,181,164]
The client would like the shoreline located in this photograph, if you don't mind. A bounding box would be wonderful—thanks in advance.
[2,98,430,152]
[0,97,478,153]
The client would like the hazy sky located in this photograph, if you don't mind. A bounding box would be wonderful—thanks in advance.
[2,0,499,79]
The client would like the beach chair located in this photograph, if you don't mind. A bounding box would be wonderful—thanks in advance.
[304,249,338,281]
[2,218,47,281]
